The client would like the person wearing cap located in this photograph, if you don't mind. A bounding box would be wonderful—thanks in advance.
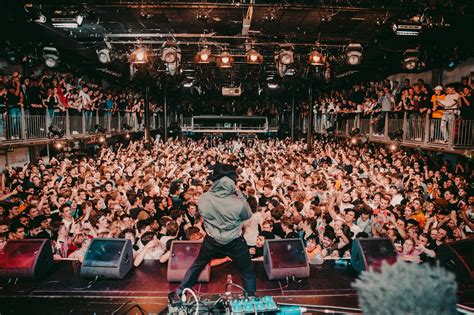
[176,164,256,297]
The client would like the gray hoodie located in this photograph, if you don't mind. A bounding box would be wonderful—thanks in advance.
[198,176,252,245]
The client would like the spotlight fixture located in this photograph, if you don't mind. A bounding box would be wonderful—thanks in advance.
[97,49,111,64]
[43,47,59,68]
[309,50,326,66]
[402,49,419,70]
[216,51,234,68]
[98,136,106,143]
[48,125,65,138]
[54,142,63,150]
[125,133,130,139]
[51,10,85,28]
[275,46,294,77]
[35,13,46,24]
[130,48,148,64]
[445,48,459,71]
[350,137,358,145]
[246,49,263,64]
[161,42,181,76]
[392,20,422,36]
[195,47,212,64]
[346,43,363,65]
[276,48,294,65]
[95,124,107,133]
[389,143,398,152]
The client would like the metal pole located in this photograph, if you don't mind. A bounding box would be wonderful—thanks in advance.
[291,89,295,141]
[144,84,150,142]
[307,86,313,151]
[164,89,168,140]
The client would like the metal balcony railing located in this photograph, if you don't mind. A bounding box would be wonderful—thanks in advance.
[0,108,167,145]
[313,112,474,151]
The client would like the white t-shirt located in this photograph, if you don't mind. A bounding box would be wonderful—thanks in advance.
[243,213,261,246]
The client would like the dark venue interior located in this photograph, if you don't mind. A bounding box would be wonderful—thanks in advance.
[0,0,473,314]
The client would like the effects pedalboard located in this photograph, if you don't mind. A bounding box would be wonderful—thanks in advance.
[167,294,289,314]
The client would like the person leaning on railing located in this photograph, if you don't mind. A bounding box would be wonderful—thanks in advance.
[458,85,473,120]
[437,84,460,143]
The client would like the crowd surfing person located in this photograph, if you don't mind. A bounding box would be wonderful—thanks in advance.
[0,137,472,265]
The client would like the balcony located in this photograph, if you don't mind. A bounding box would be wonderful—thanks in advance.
[314,112,474,154]
[0,109,166,148]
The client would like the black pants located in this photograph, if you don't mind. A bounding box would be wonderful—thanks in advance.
[178,235,256,295]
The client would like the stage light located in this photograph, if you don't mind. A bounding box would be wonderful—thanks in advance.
[392,21,422,36]
[389,144,398,152]
[277,48,294,65]
[48,125,64,138]
[125,133,130,139]
[97,49,111,64]
[130,48,148,64]
[351,137,358,145]
[54,142,63,150]
[98,136,105,143]
[309,50,325,66]
[43,47,59,68]
[446,48,459,71]
[246,49,263,64]
[35,14,46,24]
[195,48,212,64]
[346,43,363,65]
[161,43,181,75]
[402,49,419,70]
[51,10,85,28]
[95,124,106,133]
[216,51,234,68]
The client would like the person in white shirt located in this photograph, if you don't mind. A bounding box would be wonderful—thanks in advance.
[133,232,164,267]
[438,84,459,142]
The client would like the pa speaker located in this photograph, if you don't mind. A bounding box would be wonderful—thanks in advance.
[437,239,474,283]
[263,239,309,280]
[0,239,53,279]
[351,238,398,273]
[167,241,210,282]
[81,238,133,279]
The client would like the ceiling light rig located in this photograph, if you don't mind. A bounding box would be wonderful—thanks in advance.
[345,43,363,65]
[161,42,181,75]
[275,46,294,77]
[246,49,263,64]
[309,50,326,66]
[195,47,212,64]
[216,51,234,68]
[130,47,149,64]
[402,48,420,70]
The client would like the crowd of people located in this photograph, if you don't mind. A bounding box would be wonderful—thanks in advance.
[0,71,163,139]
[0,136,472,267]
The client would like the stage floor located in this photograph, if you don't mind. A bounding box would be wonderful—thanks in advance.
[0,260,473,314]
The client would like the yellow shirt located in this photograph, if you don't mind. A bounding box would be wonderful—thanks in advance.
[431,94,446,119]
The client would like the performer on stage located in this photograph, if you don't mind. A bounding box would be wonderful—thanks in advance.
[176,164,256,296]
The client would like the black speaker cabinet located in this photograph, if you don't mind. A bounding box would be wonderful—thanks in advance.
[0,239,54,279]
[437,239,474,283]
[351,238,398,273]
[167,241,210,282]
[81,238,133,279]
[263,239,310,280]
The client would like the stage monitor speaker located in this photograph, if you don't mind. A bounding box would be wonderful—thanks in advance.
[0,239,53,279]
[81,238,133,279]
[351,238,398,273]
[167,241,210,282]
[437,239,474,283]
[263,239,309,280]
